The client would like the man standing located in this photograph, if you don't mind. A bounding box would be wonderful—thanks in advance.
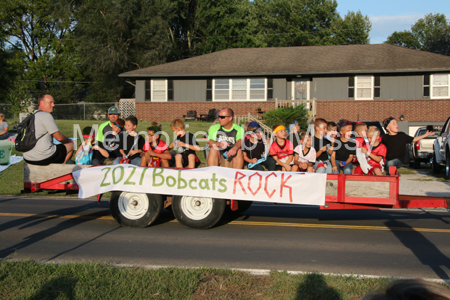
[97,106,121,143]
[23,94,74,165]
[207,107,244,169]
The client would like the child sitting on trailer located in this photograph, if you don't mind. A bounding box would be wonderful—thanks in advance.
[292,132,316,172]
[75,126,96,165]
[243,122,276,171]
[168,118,201,168]
[270,124,294,171]
[140,125,172,168]
[114,116,145,166]
[92,118,125,165]
[331,119,356,174]
[355,126,386,175]
[381,117,434,175]
[312,118,332,173]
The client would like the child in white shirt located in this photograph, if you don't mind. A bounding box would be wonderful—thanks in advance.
[293,132,316,172]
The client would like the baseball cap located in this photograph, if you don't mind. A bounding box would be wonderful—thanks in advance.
[248,121,261,128]
[108,106,120,115]
[337,119,352,130]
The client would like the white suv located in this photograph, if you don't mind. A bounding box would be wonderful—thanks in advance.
[433,117,450,179]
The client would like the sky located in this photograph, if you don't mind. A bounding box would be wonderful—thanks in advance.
[335,0,450,44]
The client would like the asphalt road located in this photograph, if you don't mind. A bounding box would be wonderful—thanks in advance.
[1,196,450,281]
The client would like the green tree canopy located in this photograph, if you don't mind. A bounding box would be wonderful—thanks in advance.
[253,0,371,47]
[75,0,175,101]
[385,13,450,56]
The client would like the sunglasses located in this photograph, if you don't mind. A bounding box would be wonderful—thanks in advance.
[114,123,123,130]
[218,115,231,119]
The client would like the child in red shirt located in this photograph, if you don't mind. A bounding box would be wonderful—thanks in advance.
[269,124,294,171]
[355,126,387,175]
[140,125,172,167]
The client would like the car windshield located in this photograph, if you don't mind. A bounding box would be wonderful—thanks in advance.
[418,129,439,139]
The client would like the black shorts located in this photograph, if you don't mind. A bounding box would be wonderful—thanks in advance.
[180,152,201,168]
[25,144,67,166]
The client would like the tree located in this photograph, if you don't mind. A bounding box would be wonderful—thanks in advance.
[254,0,370,47]
[0,0,85,104]
[75,0,175,101]
[333,11,372,44]
[385,31,421,49]
[263,105,309,130]
[170,0,265,59]
[385,13,450,56]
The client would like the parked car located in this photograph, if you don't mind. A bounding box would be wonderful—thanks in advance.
[408,126,441,169]
[433,117,450,179]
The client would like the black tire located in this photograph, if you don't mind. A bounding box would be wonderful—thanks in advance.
[445,154,450,180]
[413,157,421,169]
[432,151,442,173]
[409,160,414,168]
[172,195,226,229]
[109,191,163,228]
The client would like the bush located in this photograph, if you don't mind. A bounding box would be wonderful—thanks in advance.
[263,105,309,131]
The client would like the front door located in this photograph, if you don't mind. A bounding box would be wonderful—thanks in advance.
[293,79,309,100]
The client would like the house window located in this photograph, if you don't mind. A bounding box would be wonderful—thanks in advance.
[355,76,373,100]
[431,74,450,99]
[152,79,167,101]
[213,78,267,101]
[145,79,169,101]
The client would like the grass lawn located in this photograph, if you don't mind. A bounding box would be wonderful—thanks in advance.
[0,260,421,300]
[0,120,213,196]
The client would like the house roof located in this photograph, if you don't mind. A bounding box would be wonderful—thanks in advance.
[119,44,450,78]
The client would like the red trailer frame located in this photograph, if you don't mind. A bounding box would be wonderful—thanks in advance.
[22,166,450,210]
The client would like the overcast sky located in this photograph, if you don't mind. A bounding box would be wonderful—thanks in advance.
[335,0,450,44]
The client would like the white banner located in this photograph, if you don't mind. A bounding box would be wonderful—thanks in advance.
[72,166,327,206]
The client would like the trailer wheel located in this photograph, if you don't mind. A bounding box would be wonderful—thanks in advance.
[445,155,450,180]
[109,191,163,228]
[432,151,442,173]
[172,195,225,229]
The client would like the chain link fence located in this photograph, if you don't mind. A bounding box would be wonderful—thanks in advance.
[51,102,118,120]
[1,100,136,121]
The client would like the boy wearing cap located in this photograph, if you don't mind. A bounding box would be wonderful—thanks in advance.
[97,106,121,143]
[270,124,294,171]
[381,117,434,175]
[243,122,276,171]
[331,119,356,174]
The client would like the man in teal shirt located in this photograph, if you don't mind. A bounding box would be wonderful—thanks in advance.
[97,106,120,143]
[207,107,244,169]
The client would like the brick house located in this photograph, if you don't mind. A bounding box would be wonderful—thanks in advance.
[119,44,450,134]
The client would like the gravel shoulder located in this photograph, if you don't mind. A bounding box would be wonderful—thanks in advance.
[399,164,450,197]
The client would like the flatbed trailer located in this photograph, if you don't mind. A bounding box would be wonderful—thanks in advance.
[22,163,450,229]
